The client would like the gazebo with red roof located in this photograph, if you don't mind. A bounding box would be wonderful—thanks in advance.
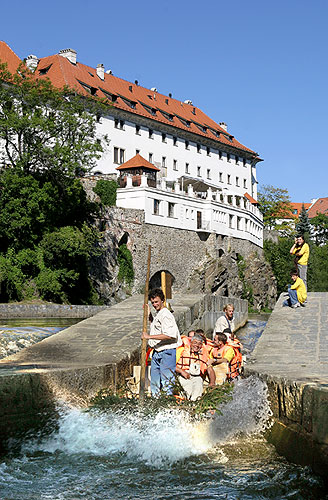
[116,154,160,188]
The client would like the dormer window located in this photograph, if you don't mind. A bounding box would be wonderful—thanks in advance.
[38,64,52,75]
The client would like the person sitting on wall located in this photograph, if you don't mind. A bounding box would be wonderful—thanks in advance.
[176,334,216,400]
[283,270,307,308]
[213,304,235,341]
[209,332,243,383]
[290,234,310,291]
[141,288,181,396]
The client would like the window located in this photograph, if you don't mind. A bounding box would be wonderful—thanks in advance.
[219,150,222,160]
[114,119,124,130]
[237,217,241,230]
[243,179,247,189]
[114,147,125,164]
[136,124,140,135]
[243,158,247,167]
[207,169,211,179]
[149,153,153,163]
[197,144,201,153]
[168,202,175,218]
[229,215,233,228]
[149,128,153,139]
[153,199,160,215]
[185,162,189,174]
[236,177,239,187]
[173,136,177,146]
[236,156,239,165]
[185,140,189,150]
[227,153,231,162]
[162,156,166,168]
[219,172,223,182]
[162,133,166,143]
[136,149,140,155]
[173,159,178,171]
[206,146,210,156]
[197,166,201,177]
[227,174,231,184]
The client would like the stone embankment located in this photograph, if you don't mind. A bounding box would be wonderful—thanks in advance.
[0,294,247,453]
[246,292,328,478]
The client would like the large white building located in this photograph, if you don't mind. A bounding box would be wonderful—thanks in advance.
[0,42,264,247]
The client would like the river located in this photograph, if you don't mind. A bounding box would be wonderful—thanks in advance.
[0,317,327,499]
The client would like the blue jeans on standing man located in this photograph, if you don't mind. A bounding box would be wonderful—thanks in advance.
[150,348,176,395]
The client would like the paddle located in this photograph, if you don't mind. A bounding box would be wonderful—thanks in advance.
[139,245,151,401]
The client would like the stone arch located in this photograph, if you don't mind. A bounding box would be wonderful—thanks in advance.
[149,270,175,295]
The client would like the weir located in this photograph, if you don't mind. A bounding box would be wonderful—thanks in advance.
[0,293,247,452]
[246,292,328,478]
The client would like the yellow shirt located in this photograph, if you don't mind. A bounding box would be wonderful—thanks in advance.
[291,277,307,303]
[292,243,309,266]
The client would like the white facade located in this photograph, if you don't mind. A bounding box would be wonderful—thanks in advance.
[116,176,263,246]
[96,115,257,199]
[95,111,263,246]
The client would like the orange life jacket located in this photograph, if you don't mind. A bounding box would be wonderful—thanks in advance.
[211,343,242,381]
[176,343,209,376]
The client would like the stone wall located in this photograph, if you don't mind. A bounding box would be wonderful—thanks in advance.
[0,304,107,318]
[251,374,328,479]
[89,206,276,309]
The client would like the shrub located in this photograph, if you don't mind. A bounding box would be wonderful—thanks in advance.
[117,244,134,285]
[93,179,117,206]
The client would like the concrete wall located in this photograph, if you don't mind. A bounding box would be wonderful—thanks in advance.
[253,374,328,478]
[0,294,248,453]
[0,304,107,318]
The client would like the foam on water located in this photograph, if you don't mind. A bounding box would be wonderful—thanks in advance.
[22,376,272,468]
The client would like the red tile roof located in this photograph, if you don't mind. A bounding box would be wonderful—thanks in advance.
[0,43,259,158]
[288,202,312,219]
[0,41,22,74]
[308,197,328,218]
[116,153,160,171]
[244,192,258,204]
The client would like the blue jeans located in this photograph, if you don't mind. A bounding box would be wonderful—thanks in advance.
[150,348,176,396]
[283,287,299,307]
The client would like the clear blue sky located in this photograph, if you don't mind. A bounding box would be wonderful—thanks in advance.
[2,0,327,202]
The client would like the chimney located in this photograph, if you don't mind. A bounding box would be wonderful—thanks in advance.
[219,122,227,131]
[26,54,39,72]
[96,63,104,80]
[59,48,77,65]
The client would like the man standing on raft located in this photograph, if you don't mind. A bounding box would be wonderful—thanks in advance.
[141,288,181,396]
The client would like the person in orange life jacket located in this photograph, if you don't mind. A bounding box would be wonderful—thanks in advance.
[141,288,181,396]
[195,328,216,353]
[176,334,216,400]
[213,304,235,341]
[282,270,307,308]
[209,332,242,381]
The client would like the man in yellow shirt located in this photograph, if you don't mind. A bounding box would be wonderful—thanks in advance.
[290,235,309,290]
[283,271,307,308]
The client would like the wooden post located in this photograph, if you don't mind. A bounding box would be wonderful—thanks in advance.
[139,245,151,401]
[161,271,167,307]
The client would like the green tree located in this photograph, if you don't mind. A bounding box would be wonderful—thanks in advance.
[309,213,328,245]
[258,185,293,229]
[307,244,328,291]
[0,63,107,304]
[263,237,295,295]
[296,203,311,236]
[0,62,107,181]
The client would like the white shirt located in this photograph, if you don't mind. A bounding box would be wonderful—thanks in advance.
[213,314,235,341]
[148,307,181,351]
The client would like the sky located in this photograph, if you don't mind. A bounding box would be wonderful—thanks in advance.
[1,0,327,202]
